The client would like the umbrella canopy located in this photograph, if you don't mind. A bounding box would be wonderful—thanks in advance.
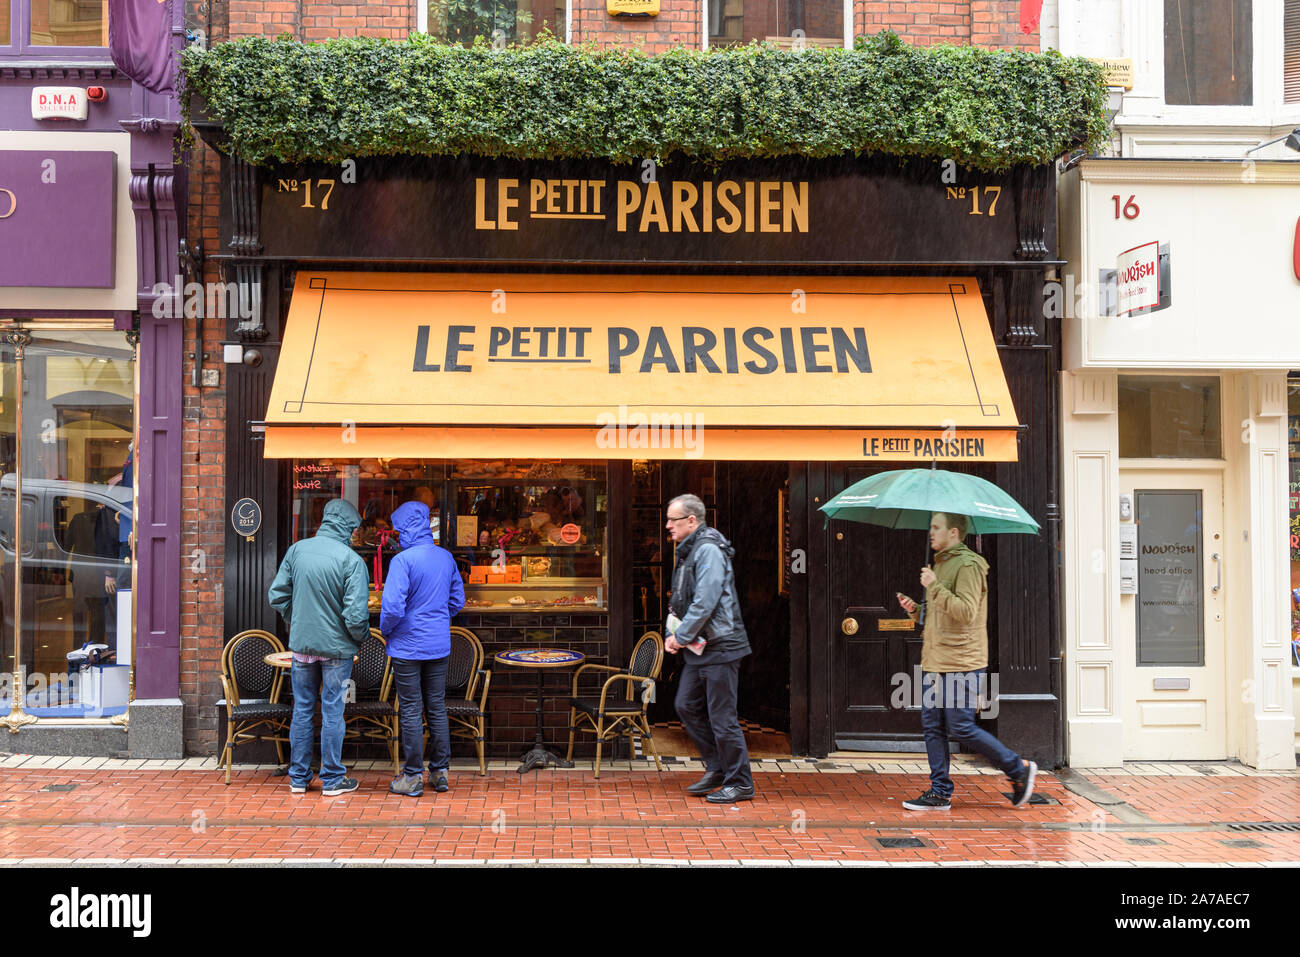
[818,468,1040,535]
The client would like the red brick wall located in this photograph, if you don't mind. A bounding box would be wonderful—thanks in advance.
[180,139,227,756]
[571,0,701,51]
[855,0,1037,50]
[177,0,1036,755]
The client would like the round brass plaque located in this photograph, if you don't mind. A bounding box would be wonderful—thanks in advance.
[841,617,859,635]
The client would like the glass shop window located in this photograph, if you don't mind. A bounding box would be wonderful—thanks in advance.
[0,330,135,719]
[709,0,843,48]
[1118,376,1222,459]
[426,0,566,45]
[1164,0,1252,106]
[29,0,108,47]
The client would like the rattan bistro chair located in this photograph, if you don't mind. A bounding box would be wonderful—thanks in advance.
[218,629,292,785]
[565,631,664,779]
[445,626,492,775]
[343,629,401,775]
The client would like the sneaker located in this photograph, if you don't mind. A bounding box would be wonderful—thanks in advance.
[1010,760,1037,808]
[289,781,309,794]
[388,773,423,797]
[322,777,359,796]
[902,789,952,811]
[431,770,449,793]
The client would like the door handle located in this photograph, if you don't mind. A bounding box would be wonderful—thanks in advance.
[1211,552,1220,594]
[841,617,859,635]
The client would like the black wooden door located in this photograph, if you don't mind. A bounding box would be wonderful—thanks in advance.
[828,465,926,748]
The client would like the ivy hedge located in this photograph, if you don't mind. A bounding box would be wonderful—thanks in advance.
[181,31,1108,172]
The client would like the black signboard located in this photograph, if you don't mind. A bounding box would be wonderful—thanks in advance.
[240,154,1051,267]
[231,497,263,540]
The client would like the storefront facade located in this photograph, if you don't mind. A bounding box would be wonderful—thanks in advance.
[0,5,185,755]
[1059,158,1298,768]
[197,147,1066,764]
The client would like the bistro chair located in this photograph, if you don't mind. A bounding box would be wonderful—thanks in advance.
[444,626,493,775]
[343,628,401,775]
[565,631,664,779]
[218,629,292,785]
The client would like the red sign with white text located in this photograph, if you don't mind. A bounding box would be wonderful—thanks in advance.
[1117,240,1160,316]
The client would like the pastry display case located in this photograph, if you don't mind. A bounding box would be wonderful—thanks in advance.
[291,458,608,613]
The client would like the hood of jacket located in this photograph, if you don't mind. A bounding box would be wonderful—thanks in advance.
[391,500,434,550]
[318,499,362,545]
[674,524,733,564]
[935,541,988,574]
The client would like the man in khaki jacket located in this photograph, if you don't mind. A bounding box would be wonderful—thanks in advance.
[896,512,1036,810]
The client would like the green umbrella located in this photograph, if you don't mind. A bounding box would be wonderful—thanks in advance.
[818,468,1040,535]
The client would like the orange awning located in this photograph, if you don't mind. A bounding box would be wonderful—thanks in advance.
[264,272,1020,462]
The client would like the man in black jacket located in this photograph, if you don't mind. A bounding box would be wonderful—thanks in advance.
[665,493,754,803]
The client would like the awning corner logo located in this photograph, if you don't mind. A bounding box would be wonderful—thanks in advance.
[49,887,151,938]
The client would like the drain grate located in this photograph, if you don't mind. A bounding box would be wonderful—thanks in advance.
[1124,837,1166,846]
[1227,822,1300,833]
[1219,838,1265,849]
[40,784,77,792]
[876,836,927,849]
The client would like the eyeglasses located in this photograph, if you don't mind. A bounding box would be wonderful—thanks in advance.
[665,514,691,524]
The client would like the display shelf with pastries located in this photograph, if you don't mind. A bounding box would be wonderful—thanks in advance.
[291,457,608,614]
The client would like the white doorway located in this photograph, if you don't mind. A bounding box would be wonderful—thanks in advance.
[1119,470,1227,760]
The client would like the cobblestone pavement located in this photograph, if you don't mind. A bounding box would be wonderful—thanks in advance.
[0,754,1296,865]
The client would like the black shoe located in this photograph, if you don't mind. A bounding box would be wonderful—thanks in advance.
[1010,760,1037,807]
[322,777,359,796]
[902,789,952,810]
[432,771,449,793]
[705,784,755,804]
[686,771,725,795]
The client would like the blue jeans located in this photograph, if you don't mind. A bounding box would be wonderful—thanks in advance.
[920,669,1021,799]
[391,656,450,778]
[289,656,354,789]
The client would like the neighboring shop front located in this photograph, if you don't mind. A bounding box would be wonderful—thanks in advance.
[205,151,1064,763]
[0,5,185,754]
[1059,158,1299,768]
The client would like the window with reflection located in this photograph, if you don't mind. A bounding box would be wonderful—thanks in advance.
[29,0,107,47]
[426,0,565,44]
[709,0,843,48]
[1119,376,1222,459]
[0,330,133,718]
[1164,0,1252,105]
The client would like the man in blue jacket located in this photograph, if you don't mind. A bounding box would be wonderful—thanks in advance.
[381,499,465,797]
[268,499,370,796]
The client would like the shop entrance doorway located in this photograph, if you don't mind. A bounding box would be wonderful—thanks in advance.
[828,464,925,749]
[825,462,1003,751]
[1118,469,1227,760]
[635,460,791,757]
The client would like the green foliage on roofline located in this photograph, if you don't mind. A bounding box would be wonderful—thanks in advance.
[181,30,1108,172]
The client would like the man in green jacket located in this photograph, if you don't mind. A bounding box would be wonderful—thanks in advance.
[268,499,370,796]
[896,511,1036,810]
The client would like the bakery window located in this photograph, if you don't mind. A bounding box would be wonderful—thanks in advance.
[290,458,608,615]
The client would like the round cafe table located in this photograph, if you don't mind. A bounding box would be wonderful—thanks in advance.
[493,648,585,773]
[264,651,293,669]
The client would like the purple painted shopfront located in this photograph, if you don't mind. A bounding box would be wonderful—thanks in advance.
[0,1,184,753]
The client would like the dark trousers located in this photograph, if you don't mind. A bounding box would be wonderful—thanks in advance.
[674,659,752,789]
[920,669,1022,799]
[391,657,450,778]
